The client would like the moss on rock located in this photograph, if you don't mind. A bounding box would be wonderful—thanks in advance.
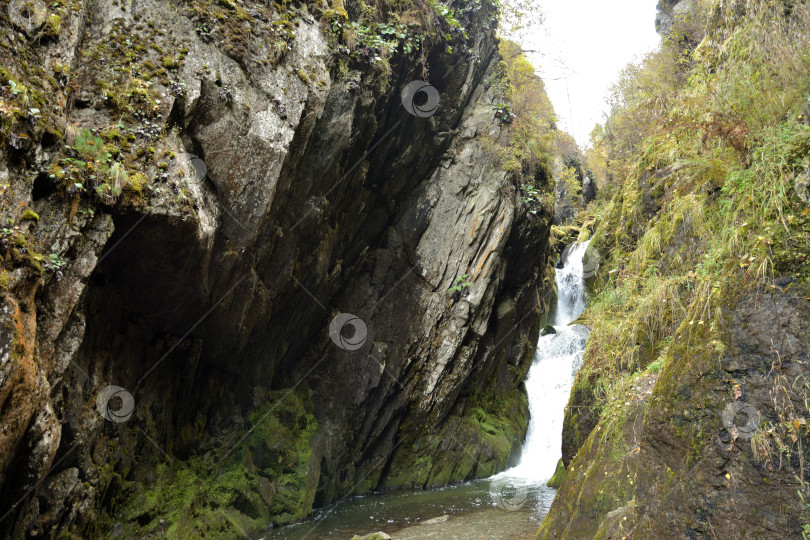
[383,389,529,489]
[546,458,566,488]
[118,389,319,538]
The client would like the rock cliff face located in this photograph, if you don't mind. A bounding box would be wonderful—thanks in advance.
[0,0,554,536]
[552,156,593,227]
[655,0,696,36]
[542,279,810,539]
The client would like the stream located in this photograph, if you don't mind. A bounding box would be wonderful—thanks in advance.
[265,242,591,540]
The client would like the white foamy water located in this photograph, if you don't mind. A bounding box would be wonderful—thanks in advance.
[268,243,595,540]
[496,241,591,482]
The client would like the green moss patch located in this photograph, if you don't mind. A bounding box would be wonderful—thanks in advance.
[546,458,566,488]
[383,389,529,488]
[118,389,319,538]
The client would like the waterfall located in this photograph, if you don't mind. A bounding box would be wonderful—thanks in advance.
[499,241,591,482]
[267,243,595,538]
[553,241,590,325]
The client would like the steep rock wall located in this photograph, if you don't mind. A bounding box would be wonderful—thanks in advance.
[0,0,554,536]
[542,275,810,539]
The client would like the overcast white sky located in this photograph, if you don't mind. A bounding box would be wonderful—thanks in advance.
[519,0,662,147]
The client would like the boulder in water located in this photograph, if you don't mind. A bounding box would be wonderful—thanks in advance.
[540,325,557,336]
[350,533,391,540]
[546,458,566,488]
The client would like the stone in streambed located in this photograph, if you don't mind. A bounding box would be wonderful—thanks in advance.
[541,325,557,336]
[421,514,450,525]
[350,533,391,540]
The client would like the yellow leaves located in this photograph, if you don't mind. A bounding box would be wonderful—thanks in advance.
[756,235,773,246]
[738,254,756,268]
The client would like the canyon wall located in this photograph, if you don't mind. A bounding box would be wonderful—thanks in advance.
[0,0,555,536]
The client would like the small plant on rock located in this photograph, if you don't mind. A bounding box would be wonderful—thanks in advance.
[494,103,514,123]
[43,253,67,280]
[218,85,234,103]
[520,183,544,216]
[448,274,472,301]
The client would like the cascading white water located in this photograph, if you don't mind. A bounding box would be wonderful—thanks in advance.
[269,243,594,539]
[498,241,591,482]
[553,241,590,324]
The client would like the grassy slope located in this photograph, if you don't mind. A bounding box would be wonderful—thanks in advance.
[539,0,810,536]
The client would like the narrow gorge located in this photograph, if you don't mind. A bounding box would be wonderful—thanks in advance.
[1,0,810,538]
